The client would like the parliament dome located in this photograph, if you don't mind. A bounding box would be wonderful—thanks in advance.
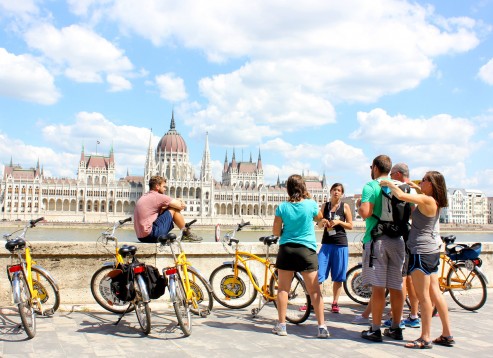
[156,113,187,153]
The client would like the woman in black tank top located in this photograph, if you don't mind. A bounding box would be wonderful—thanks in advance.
[317,183,353,313]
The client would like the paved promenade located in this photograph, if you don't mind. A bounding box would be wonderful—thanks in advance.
[1,290,492,358]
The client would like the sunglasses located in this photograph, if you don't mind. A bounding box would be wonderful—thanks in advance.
[421,177,430,183]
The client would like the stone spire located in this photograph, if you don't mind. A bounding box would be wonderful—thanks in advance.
[200,132,212,181]
[223,150,228,173]
[257,149,263,171]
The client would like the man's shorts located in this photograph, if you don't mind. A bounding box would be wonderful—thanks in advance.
[407,252,440,276]
[276,243,318,272]
[317,244,348,283]
[402,252,409,277]
[362,236,405,290]
[138,210,174,243]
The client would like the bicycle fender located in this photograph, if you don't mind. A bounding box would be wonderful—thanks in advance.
[188,266,213,291]
[32,264,60,290]
[136,274,150,303]
[168,275,176,298]
[100,262,117,268]
[221,261,235,266]
[475,267,489,284]
[11,273,22,304]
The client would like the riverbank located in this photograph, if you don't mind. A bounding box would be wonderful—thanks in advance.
[1,220,492,233]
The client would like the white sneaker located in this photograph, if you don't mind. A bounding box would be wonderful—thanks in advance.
[272,323,287,336]
[351,315,370,325]
[317,326,330,338]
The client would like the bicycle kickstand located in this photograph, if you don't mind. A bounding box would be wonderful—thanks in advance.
[114,302,133,326]
[251,295,268,317]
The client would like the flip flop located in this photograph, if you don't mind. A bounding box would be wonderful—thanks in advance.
[405,337,432,349]
[433,335,455,347]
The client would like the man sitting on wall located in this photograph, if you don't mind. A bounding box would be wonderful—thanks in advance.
[134,175,201,243]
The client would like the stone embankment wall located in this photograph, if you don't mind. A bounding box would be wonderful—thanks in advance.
[1,242,491,305]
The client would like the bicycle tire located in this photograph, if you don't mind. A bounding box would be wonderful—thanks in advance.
[17,273,36,339]
[209,264,258,309]
[135,301,151,334]
[32,267,60,316]
[446,263,487,311]
[270,271,311,324]
[343,264,371,305]
[90,266,135,314]
[171,273,192,337]
[186,267,213,316]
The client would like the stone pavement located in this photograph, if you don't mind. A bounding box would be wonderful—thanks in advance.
[1,290,492,358]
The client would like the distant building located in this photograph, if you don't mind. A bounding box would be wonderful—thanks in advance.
[440,188,489,224]
[0,112,330,224]
[488,197,493,224]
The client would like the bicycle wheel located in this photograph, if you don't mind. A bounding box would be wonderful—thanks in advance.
[135,301,151,334]
[343,264,371,305]
[171,274,192,337]
[209,264,258,309]
[186,268,213,316]
[270,271,311,324]
[446,263,487,311]
[17,273,36,339]
[32,267,60,316]
[90,266,134,314]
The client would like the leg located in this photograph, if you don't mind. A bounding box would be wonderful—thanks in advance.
[406,275,420,317]
[332,281,343,304]
[301,270,325,326]
[276,269,294,324]
[168,208,185,229]
[370,286,386,329]
[388,288,404,328]
[429,273,452,337]
[410,270,432,341]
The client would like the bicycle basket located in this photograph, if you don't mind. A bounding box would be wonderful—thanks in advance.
[446,242,481,261]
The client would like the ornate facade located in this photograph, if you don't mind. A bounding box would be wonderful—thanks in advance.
[1,113,330,224]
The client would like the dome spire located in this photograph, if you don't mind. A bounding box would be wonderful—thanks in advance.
[170,110,176,130]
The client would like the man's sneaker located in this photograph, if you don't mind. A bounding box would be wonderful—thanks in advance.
[182,232,203,242]
[317,326,330,338]
[383,318,405,329]
[403,315,421,328]
[361,328,383,342]
[383,327,403,340]
[331,303,340,313]
[352,315,370,325]
[272,323,287,336]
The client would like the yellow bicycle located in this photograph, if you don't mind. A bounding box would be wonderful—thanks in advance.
[209,221,311,324]
[438,235,488,311]
[3,217,60,339]
[90,217,135,314]
[159,219,213,337]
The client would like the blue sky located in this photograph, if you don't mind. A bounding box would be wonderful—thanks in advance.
[1,0,493,196]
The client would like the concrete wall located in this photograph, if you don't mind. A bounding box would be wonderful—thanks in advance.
[1,242,492,306]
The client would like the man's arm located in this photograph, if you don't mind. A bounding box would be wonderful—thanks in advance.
[358,201,374,219]
[167,198,186,211]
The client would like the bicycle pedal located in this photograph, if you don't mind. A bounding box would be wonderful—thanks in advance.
[199,309,210,318]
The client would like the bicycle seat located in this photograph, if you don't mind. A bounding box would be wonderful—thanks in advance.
[158,233,177,245]
[259,235,278,246]
[5,238,26,252]
[441,235,456,245]
[119,245,137,257]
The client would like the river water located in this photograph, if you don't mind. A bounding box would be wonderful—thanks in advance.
[1,225,491,244]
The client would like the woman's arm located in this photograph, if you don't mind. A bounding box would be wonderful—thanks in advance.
[380,180,433,205]
[273,216,283,236]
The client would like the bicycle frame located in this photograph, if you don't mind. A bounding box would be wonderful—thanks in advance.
[224,250,277,301]
[167,242,199,308]
[438,253,486,290]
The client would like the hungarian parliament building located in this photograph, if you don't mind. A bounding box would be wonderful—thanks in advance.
[0,113,331,225]
[2,113,490,225]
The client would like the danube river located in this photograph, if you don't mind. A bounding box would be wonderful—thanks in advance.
[1,225,491,243]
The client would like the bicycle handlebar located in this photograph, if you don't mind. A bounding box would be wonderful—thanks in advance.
[185,219,197,228]
[237,221,250,231]
[29,217,44,227]
[118,217,132,225]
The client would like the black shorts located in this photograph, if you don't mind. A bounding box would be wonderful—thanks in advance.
[276,243,318,272]
[408,252,440,275]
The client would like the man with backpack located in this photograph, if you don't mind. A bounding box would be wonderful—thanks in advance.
[357,155,408,342]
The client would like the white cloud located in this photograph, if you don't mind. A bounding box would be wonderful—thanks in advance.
[155,73,187,102]
[0,48,60,104]
[350,108,477,172]
[0,0,38,15]
[24,24,134,89]
[479,58,493,85]
[107,74,132,92]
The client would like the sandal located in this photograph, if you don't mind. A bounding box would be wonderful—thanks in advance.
[405,337,432,349]
[433,335,455,347]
